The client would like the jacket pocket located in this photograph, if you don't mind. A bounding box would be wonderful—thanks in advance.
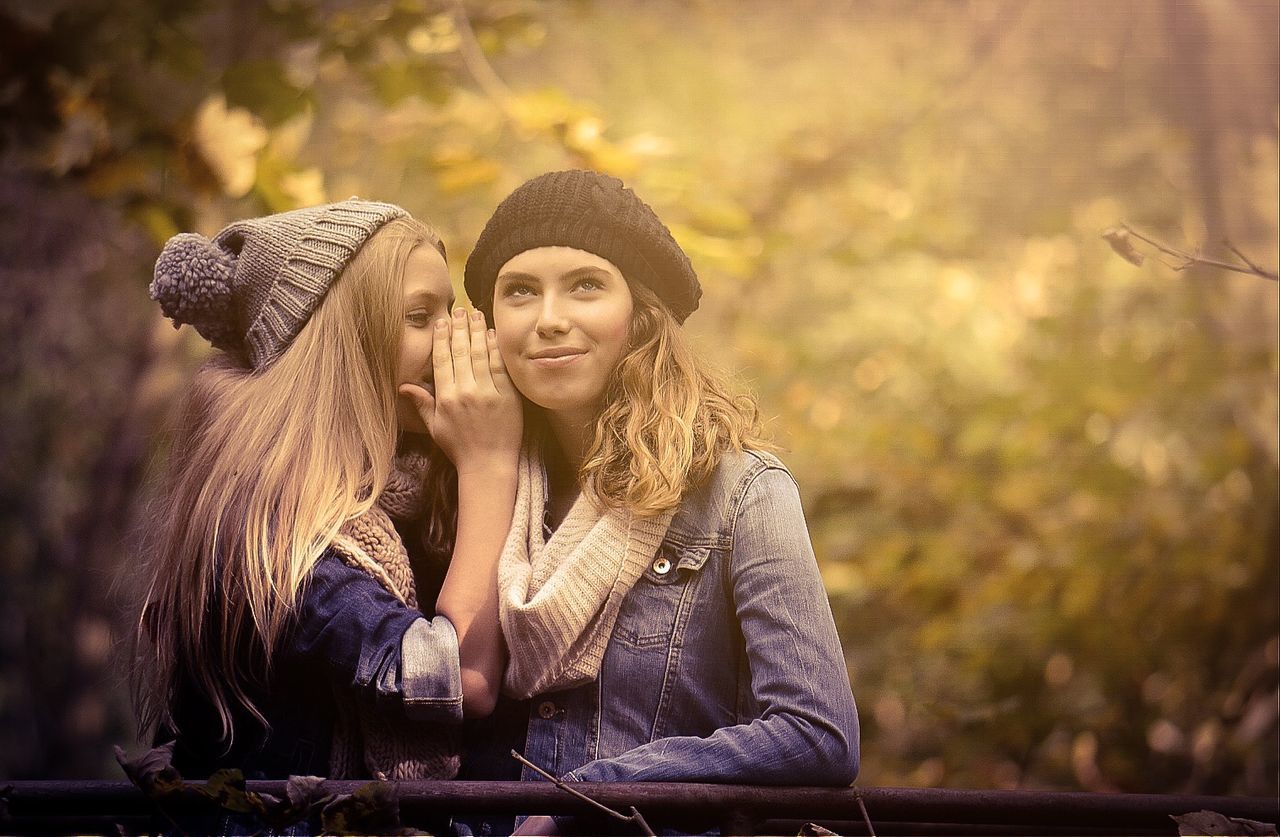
[612,544,711,649]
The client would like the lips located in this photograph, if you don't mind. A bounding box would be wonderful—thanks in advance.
[529,346,587,359]
[527,345,588,370]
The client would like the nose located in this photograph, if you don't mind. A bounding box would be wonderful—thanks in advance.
[535,292,570,338]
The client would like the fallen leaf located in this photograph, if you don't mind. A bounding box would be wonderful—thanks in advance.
[114,742,185,798]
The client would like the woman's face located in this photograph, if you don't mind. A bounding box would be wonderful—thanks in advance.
[398,244,454,434]
[492,246,634,421]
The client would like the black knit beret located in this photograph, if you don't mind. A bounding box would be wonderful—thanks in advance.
[464,170,702,323]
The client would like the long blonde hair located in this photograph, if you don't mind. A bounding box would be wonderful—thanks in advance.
[132,217,452,743]
[578,281,770,517]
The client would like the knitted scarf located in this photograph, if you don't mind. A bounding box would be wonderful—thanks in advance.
[498,446,674,699]
[326,450,460,781]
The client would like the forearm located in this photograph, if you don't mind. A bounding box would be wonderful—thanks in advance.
[436,460,516,716]
[567,710,857,785]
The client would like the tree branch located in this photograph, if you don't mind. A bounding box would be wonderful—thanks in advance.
[1103,224,1278,281]
[451,2,517,121]
[510,750,656,836]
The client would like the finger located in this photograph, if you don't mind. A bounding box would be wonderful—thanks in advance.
[487,328,512,394]
[432,317,454,395]
[468,310,494,389]
[449,307,476,389]
[398,383,436,428]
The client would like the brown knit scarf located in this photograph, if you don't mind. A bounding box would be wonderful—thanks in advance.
[326,450,460,781]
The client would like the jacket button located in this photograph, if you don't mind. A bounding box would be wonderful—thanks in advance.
[652,557,672,575]
[537,700,558,719]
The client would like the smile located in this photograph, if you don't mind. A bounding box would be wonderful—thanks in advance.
[527,345,588,369]
[528,350,586,369]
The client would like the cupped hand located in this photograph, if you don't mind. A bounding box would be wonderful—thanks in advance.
[399,308,522,472]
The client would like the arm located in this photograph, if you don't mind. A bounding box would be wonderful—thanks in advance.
[566,464,860,785]
[401,308,521,717]
[288,553,465,724]
[436,461,515,717]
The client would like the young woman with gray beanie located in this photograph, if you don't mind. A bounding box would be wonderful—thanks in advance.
[460,171,859,836]
[130,199,521,807]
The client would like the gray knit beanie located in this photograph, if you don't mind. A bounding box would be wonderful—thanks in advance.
[464,170,702,324]
[150,199,409,368]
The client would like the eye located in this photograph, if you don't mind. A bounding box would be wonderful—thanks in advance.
[574,277,604,292]
[500,281,536,298]
[405,309,433,326]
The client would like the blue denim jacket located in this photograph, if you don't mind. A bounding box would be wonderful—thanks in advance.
[168,549,464,780]
[515,449,859,787]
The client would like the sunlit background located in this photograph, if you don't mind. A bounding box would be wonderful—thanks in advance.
[1,0,1276,795]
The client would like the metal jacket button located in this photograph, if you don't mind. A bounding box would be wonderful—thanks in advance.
[652,556,672,575]
[537,700,558,719]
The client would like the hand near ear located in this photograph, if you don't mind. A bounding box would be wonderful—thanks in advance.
[400,308,522,472]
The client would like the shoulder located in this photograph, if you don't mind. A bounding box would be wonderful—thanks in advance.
[668,448,798,546]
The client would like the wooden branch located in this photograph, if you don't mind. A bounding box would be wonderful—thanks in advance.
[510,751,656,836]
[855,787,879,837]
[451,2,518,122]
[1103,224,1278,281]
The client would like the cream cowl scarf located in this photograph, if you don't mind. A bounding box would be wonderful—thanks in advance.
[326,450,459,781]
[498,446,675,699]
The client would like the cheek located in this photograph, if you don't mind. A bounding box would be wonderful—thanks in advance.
[398,333,433,381]
[601,306,634,357]
[492,311,525,361]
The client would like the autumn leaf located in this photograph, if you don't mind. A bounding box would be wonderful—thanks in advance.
[321,781,425,836]
[1171,810,1278,836]
[192,94,268,198]
[114,742,185,798]
[250,775,333,830]
[799,823,842,836]
[1101,227,1146,267]
[193,768,256,814]
[286,775,329,811]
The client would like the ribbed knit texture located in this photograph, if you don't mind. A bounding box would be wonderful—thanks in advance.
[498,446,674,699]
[464,170,702,324]
[327,451,460,781]
[151,199,408,369]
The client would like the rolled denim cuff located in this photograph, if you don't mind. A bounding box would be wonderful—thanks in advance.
[401,615,464,723]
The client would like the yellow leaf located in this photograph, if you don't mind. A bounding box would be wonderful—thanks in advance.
[194,94,268,198]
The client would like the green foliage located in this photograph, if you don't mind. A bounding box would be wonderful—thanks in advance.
[1,0,1276,800]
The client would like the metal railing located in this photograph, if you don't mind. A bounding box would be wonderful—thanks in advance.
[4,780,1277,835]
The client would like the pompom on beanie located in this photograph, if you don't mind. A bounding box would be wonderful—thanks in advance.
[150,199,409,368]
[464,170,702,324]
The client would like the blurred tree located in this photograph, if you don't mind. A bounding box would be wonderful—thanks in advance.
[0,0,591,778]
[0,0,1275,796]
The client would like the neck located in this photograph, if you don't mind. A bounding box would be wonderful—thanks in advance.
[540,409,595,530]
[544,408,595,474]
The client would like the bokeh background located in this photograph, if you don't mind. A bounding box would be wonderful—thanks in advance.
[1,0,1276,795]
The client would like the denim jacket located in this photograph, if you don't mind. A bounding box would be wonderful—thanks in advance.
[168,547,464,780]
[513,449,859,787]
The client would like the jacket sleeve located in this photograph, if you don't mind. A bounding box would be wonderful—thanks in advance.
[566,465,860,784]
[284,552,465,724]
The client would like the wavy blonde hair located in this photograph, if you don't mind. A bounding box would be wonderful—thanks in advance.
[131,217,454,744]
[578,281,771,517]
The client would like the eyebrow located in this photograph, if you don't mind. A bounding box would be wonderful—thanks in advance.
[404,290,453,308]
[497,266,617,283]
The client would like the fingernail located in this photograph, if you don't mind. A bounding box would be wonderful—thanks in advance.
[487,328,496,338]
[472,311,484,322]
[435,318,447,329]
[454,307,466,318]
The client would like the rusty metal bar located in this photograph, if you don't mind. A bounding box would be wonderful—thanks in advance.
[4,780,1277,835]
